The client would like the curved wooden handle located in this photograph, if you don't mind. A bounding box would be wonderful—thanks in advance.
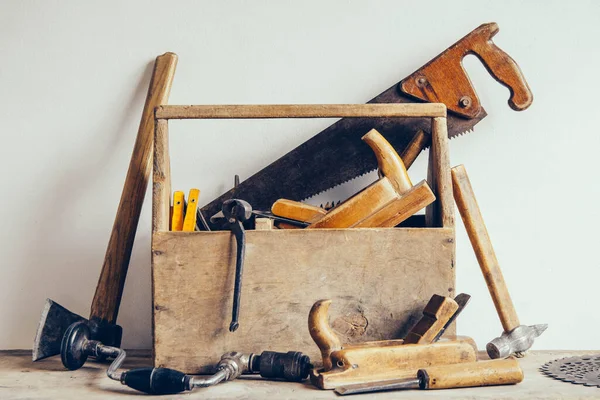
[90,52,178,324]
[362,129,412,193]
[420,358,523,389]
[451,165,519,332]
[308,299,342,371]
[468,23,533,112]
[401,23,533,118]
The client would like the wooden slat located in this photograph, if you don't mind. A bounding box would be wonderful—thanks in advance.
[152,119,170,233]
[155,103,447,119]
[426,117,454,228]
[152,228,455,373]
[90,52,177,324]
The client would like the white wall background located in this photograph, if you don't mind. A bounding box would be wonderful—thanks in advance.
[1,0,598,351]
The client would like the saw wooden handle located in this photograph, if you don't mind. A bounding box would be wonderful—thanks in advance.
[466,24,533,112]
[401,22,532,119]
[451,165,519,332]
[419,358,523,389]
[90,52,177,324]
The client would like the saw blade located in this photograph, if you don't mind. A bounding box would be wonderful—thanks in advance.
[540,354,600,387]
[200,84,485,227]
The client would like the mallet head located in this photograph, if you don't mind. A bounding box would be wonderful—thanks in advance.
[486,324,547,359]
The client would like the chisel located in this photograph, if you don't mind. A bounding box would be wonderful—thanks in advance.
[335,358,523,395]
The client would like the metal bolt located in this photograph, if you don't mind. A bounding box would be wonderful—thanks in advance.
[416,77,427,87]
[459,96,472,108]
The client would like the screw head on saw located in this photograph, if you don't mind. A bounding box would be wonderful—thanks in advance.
[540,354,600,387]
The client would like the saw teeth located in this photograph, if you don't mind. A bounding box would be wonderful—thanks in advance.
[301,169,377,202]
[302,128,476,200]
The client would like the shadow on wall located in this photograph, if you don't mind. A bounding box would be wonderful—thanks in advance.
[11,60,156,349]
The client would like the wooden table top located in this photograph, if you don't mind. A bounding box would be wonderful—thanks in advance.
[1,350,598,399]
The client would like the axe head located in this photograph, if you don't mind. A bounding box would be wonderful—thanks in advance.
[32,299,86,361]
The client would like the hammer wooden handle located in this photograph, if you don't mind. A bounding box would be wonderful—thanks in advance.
[451,165,520,332]
[419,358,523,389]
[90,53,177,324]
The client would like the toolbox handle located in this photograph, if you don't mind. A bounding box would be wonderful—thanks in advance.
[151,103,453,232]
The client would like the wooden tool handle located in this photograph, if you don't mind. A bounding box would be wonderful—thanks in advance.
[401,130,429,170]
[467,23,533,112]
[90,52,177,324]
[451,165,519,332]
[419,358,523,389]
[182,189,200,231]
[362,129,412,193]
[401,23,532,119]
[271,199,327,223]
[308,299,342,371]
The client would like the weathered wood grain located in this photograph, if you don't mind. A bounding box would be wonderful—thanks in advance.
[451,164,519,332]
[400,23,533,119]
[155,103,447,119]
[403,294,459,344]
[152,228,455,373]
[152,119,170,233]
[426,117,454,228]
[422,358,524,390]
[90,52,177,324]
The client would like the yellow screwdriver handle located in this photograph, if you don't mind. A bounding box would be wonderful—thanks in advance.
[182,189,200,231]
[171,191,185,231]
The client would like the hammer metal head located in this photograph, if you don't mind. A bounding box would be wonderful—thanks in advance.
[32,299,86,361]
[486,324,548,359]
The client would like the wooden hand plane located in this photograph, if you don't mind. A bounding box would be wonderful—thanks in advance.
[272,129,436,228]
[308,299,477,389]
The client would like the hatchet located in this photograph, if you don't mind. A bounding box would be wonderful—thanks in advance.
[32,52,178,369]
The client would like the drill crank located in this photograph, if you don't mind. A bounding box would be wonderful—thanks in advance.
[222,199,252,332]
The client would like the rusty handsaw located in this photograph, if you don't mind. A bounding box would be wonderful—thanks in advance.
[200,23,532,228]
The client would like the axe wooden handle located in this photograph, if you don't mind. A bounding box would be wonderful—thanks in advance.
[451,165,520,332]
[90,53,177,324]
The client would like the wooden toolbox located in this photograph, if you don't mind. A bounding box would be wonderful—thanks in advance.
[151,104,455,373]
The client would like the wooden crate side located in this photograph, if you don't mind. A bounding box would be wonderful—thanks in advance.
[152,228,455,373]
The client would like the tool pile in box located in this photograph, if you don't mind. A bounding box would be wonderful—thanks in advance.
[31,22,560,396]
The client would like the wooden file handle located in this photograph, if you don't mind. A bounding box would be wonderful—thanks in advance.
[90,53,178,324]
[451,165,519,332]
[419,358,523,389]
[271,199,327,223]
